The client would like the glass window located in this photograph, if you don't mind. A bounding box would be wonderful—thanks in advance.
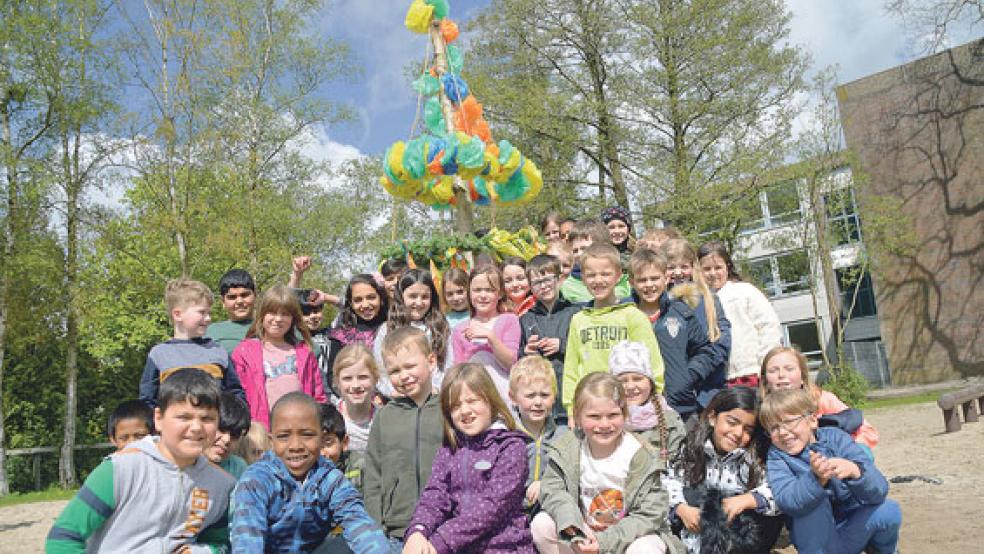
[784,320,824,366]
[837,268,877,319]
[765,182,801,227]
[776,250,811,295]
[744,258,776,297]
[825,188,861,245]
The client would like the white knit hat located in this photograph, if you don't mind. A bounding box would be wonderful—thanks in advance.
[608,341,652,377]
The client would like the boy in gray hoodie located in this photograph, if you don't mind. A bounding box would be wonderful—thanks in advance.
[46,369,235,553]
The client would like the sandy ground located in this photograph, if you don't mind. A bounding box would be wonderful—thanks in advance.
[1,401,980,553]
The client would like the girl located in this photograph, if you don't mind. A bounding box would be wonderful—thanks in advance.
[373,268,451,396]
[532,373,679,554]
[232,285,327,429]
[452,265,522,406]
[323,273,389,395]
[332,344,380,453]
[760,346,879,453]
[236,421,272,464]
[608,341,686,461]
[665,387,782,554]
[541,212,564,243]
[601,206,636,254]
[502,256,536,316]
[662,238,732,393]
[697,240,782,388]
[442,267,471,330]
[404,363,534,554]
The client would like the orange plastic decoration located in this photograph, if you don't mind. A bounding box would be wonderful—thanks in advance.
[440,20,459,43]
[427,151,445,176]
[473,118,492,143]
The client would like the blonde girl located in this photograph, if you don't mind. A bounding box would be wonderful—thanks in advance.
[697,240,782,387]
[236,421,272,464]
[760,346,879,453]
[442,267,471,330]
[232,284,326,429]
[452,265,522,406]
[404,363,534,554]
[332,344,380,452]
[608,341,685,462]
[532,373,678,554]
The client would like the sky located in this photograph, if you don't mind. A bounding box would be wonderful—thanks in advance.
[310,0,982,166]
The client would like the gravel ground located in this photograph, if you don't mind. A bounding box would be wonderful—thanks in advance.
[1,400,980,552]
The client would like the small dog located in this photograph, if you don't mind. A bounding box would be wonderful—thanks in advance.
[682,484,783,554]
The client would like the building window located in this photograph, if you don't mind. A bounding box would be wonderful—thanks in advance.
[784,320,824,366]
[837,268,877,319]
[825,188,861,245]
[742,249,811,298]
[739,181,802,233]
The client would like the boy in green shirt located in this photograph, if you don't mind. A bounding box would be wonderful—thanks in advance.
[206,268,256,355]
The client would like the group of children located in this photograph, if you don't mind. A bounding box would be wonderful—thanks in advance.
[47,208,899,553]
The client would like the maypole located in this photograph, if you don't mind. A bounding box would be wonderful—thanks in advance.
[380,0,542,235]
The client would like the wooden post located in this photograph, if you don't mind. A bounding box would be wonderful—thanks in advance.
[428,21,473,235]
[962,399,979,423]
[33,454,41,491]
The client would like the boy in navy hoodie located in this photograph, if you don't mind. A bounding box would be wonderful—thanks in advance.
[629,248,721,424]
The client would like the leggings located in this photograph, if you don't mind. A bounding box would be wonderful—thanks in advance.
[531,511,666,554]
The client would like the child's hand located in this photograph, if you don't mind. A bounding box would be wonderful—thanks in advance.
[826,457,862,481]
[809,450,835,486]
[676,503,701,533]
[571,529,600,554]
[292,256,312,275]
[464,320,492,340]
[525,480,541,504]
[722,493,757,524]
[403,532,437,554]
[524,335,541,354]
[538,337,561,356]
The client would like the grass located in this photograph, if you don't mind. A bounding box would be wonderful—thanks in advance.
[0,487,77,508]
[865,388,961,411]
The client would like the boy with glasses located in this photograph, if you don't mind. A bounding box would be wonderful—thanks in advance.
[518,254,583,425]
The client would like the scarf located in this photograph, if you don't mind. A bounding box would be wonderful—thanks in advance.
[626,401,660,432]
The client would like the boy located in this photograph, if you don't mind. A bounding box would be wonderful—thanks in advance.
[545,241,574,283]
[508,356,568,513]
[206,268,257,355]
[562,243,665,414]
[364,327,443,543]
[107,399,154,451]
[629,249,721,423]
[206,392,251,479]
[761,389,901,554]
[319,402,363,493]
[518,254,581,423]
[231,393,391,553]
[560,219,632,303]
[637,227,680,252]
[47,369,235,552]
[140,278,245,408]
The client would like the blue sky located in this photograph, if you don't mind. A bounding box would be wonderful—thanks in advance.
[313,0,982,162]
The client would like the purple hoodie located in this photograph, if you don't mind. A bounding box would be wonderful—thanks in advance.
[406,426,535,554]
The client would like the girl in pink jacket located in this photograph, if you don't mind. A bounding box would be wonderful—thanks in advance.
[232,285,326,429]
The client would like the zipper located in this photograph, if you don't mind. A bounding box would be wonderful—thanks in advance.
[414,400,422,493]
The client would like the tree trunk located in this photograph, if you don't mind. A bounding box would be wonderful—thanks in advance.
[0,99,16,495]
[809,173,844,366]
[58,129,81,488]
[429,22,474,234]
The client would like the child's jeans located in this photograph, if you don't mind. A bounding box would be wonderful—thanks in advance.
[789,498,901,554]
[531,511,666,554]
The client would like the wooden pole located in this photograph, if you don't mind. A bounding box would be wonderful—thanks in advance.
[428,22,474,235]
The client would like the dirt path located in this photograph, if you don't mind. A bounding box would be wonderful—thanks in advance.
[1,401,980,552]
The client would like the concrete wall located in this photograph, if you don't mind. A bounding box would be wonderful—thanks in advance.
[837,39,984,384]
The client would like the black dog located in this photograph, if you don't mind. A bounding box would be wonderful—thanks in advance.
[681,484,784,554]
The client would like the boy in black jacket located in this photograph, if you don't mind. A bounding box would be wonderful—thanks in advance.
[518,254,582,425]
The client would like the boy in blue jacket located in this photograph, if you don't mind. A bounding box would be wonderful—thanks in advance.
[231,392,393,553]
[760,389,901,554]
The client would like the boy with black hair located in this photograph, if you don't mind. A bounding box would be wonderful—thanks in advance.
[107,399,154,451]
[207,268,257,355]
[205,392,252,479]
[48,369,236,552]
[519,254,582,424]
[140,278,245,408]
[231,393,391,553]
[318,402,365,492]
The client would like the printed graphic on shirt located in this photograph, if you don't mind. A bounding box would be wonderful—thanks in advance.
[586,488,625,527]
[664,316,681,339]
[179,488,211,537]
[578,326,629,350]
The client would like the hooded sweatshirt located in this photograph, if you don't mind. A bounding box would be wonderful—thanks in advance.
[46,436,235,553]
[562,302,665,412]
[363,392,444,539]
[231,452,391,553]
[406,427,535,554]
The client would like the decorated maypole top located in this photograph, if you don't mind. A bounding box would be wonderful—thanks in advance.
[381,0,543,232]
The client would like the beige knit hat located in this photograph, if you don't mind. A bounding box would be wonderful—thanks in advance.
[608,341,652,377]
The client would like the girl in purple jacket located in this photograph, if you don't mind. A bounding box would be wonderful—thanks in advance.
[404,363,535,554]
